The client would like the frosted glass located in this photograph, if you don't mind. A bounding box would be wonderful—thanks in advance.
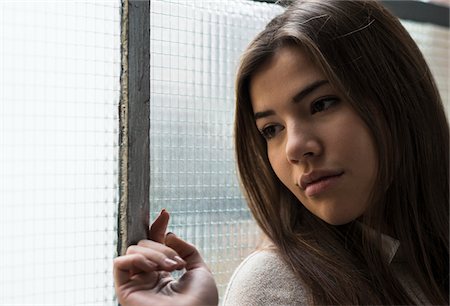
[401,20,449,115]
[149,0,283,300]
[149,1,449,301]
[0,1,120,305]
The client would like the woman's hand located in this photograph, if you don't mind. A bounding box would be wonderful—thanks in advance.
[113,210,219,306]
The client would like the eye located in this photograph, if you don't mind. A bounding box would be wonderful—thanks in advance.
[311,97,340,114]
[259,124,284,140]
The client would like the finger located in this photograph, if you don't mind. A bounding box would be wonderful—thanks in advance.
[113,256,131,286]
[127,244,185,271]
[165,233,209,272]
[164,233,219,304]
[137,239,186,265]
[148,209,169,243]
[113,254,157,286]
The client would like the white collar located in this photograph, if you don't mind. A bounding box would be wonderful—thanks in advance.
[358,223,400,263]
[380,233,400,264]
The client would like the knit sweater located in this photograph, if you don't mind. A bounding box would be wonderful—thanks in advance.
[222,242,429,305]
[222,249,309,305]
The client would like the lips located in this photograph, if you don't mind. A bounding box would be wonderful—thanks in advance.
[298,169,344,191]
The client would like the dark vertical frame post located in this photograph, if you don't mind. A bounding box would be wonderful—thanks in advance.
[118,0,151,256]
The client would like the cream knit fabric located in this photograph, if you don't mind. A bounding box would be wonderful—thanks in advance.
[222,250,308,306]
[222,247,429,305]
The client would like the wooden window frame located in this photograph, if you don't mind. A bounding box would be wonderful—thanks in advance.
[118,0,151,256]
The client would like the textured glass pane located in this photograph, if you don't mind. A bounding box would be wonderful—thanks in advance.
[149,1,449,302]
[401,20,449,114]
[0,2,120,305]
[149,0,282,300]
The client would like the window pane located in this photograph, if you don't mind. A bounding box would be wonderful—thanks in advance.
[401,20,449,114]
[149,0,282,300]
[0,2,120,304]
[150,0,449,302]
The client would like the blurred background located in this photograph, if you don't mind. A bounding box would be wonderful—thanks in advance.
[0,0,448,305]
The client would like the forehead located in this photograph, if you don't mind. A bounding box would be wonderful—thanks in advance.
[249,46,326,109]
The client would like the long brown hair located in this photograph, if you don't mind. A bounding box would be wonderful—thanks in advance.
[234,0,449,304]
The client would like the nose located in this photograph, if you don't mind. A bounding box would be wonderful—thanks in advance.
[285,124,322,164]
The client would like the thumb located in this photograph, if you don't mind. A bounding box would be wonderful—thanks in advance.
[165,233,219,305]
[165,233,209,271]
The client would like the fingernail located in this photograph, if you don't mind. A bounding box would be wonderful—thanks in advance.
[174,256,186,265]
[166,231,175,237]
[164,258,177,266]
[159,208,166,216]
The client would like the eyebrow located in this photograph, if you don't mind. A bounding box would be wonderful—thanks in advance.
[254,79,329,120]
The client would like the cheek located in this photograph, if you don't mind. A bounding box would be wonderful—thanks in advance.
[351,127,377,172]
[267,146,290,182]
[340,120,379,196]
[268,148,302,203]
[335,114,377,167]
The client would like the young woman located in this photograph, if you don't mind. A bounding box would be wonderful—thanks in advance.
[113,1,449,305]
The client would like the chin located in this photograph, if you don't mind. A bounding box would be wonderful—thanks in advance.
[316,213,358,226]
[323,219,353,226]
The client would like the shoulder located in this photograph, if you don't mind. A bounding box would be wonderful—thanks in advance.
[222,249,309,306]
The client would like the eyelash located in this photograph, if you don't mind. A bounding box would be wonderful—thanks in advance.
[311,96,339,114]
[259,96,340,140]
[259,124,284,140]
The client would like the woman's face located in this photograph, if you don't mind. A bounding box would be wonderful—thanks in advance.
[250,46,378,225]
